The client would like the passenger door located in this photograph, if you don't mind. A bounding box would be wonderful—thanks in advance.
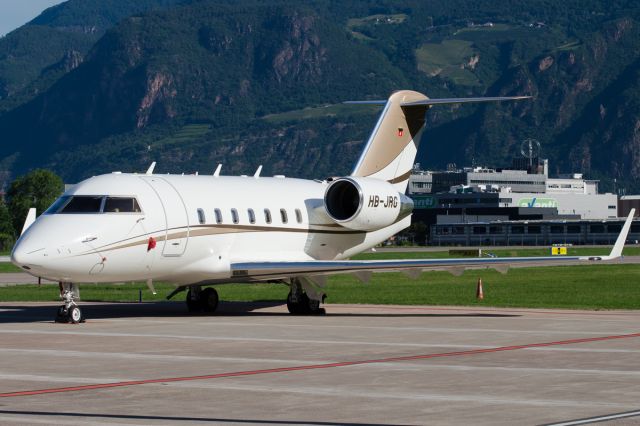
[140,177,189,256]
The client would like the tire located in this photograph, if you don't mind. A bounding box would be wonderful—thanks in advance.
[286,292,299,314]
[201,287,219,313]
[68,306,83,324]
[186,289,202,312]
[55,305,68,323]
[287,292,310,315]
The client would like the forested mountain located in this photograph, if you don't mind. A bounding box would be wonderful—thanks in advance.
[1,0,639,193]
[0,0,187,111]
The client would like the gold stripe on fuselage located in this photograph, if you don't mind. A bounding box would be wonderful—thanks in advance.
[76,224,365,257]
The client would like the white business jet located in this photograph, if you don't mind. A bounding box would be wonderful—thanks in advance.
[11,90,635,323]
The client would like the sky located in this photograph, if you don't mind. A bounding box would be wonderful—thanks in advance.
[0,0,66,37]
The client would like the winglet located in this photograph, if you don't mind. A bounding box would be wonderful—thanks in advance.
[607,209,635,259]
[213,164,222,177]
[254,165,263,178]
[21,208,36,235]
[145,162,156,175]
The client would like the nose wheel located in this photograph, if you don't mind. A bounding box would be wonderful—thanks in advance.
[55,282,84,324]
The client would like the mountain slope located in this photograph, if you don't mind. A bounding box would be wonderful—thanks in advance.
[0,0,188,111]
[0,0,639,192]
[0,1,407,175]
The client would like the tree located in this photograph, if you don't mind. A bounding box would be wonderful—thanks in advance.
[6,169,64,233]
[0,200,14,251]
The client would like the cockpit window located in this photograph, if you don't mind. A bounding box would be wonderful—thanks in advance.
[60,196,104,213]
[104,197,142,213]
[44,196,71,214]
[44,195,142,214]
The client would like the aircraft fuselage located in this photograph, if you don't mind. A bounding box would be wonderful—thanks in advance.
[12,173,409,284]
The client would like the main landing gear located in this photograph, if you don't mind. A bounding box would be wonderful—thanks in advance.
[186,285,219,314]
[287,279,325,315]
[55,282,84,324]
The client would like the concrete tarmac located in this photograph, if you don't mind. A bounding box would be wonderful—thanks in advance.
[0,302,639,425]
[1,256,639,287]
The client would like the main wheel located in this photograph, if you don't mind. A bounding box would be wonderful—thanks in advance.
[68,306,83,324]
[287,292,310,315]
[186,289,202,312]
[201,287,219,313]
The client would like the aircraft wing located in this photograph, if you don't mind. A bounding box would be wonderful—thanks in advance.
[231,210,635,282]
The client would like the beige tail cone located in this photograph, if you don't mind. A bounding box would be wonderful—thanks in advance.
[476,278,484,300]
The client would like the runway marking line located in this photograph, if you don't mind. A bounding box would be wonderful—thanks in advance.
[1,331,639,398]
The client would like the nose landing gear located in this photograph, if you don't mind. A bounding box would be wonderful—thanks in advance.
[55,282,84,324]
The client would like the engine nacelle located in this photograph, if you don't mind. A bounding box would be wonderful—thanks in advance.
[324,177,413,231]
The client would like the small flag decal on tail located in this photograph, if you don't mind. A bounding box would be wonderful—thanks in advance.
[397,128,404,137]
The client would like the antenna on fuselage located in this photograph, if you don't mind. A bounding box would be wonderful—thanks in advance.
[254,165,263,178]
[146,278,157,295]
[213,164,222,177]
[145,162,156,175]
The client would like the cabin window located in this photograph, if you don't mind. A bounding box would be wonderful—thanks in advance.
[214,208,222,224]
[248,208,256,224]
[197,208,206,224]
[104,197,142,213]
[59,196,104,214]
[231,208,239,224]
[264,208,272,224]
[295,208,303,224]
[280,208,288,224]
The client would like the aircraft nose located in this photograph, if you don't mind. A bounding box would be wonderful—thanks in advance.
[11,241,45,270]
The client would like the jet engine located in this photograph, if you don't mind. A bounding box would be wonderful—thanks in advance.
[324,177,413,231]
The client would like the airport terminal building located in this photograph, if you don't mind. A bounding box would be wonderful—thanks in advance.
[408,161,639,245]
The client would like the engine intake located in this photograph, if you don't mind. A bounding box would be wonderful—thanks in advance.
[324,177,413,231]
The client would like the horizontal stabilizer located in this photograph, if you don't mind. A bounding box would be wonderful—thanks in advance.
[343,100,387,105]
[400,96,532,107]
[344,96,532,107]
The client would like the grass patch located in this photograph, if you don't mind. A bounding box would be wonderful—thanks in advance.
[346,13,407,40]
[261,103,379,123]
[325,264,640,310]
[0,282,287,303]
[0,263,22,273]
[415,40,480,86]
[453,23,513,35]
[152,124,211,147]
[1,264,639,310]
[346,14,408,29]
[553,40,582,51]
[355,246,640,260]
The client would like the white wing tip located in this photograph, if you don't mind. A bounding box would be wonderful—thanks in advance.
[606,209,635,259]
[145,161,156,175]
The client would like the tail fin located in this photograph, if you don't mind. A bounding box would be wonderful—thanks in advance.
[347,90,531,192]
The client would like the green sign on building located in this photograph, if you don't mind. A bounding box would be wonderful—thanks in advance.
[517,197,558,208]
[412,195,436,209]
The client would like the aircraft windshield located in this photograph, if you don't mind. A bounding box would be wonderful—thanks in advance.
[103,197,142,213]
[61,196,103,213]
[44,196,142,214]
